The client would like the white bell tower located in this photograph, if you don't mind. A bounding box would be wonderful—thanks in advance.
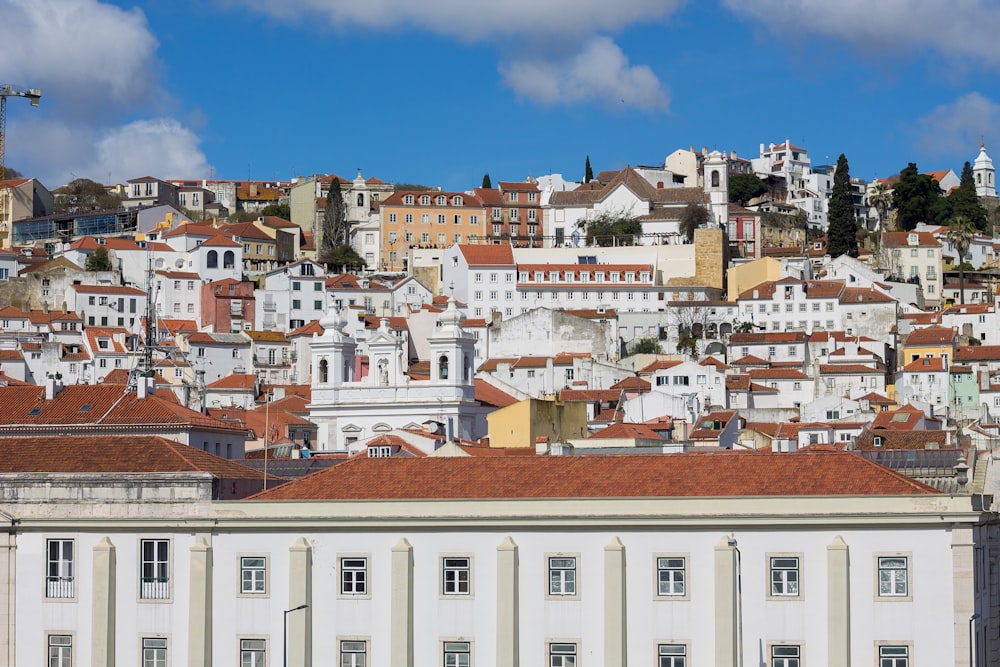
[974,141,997,198]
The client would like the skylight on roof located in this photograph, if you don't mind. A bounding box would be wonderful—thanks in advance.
[28,407,41,416]
[890,413,910,422]
[79,404,92,412]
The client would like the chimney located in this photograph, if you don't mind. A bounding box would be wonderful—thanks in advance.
[44,376,63,400]
[137,374,156,399]
[535,435,549,455]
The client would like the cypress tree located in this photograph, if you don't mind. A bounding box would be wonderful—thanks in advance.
[481,173,492,189]
[320,178,346,259]
[827,153,858,258]
[948,161,988,231]
[584,156,593,183]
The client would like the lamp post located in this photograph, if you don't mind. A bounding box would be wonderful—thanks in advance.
[283,603,308,667]
[969,612,979,667]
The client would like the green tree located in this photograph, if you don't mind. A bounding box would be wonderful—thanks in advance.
[321,178,347,258]
[892,163,944,231]
[946,215,976,304]
[728,173,768,205]
[584,156,593,184]
[868,182,893,230]
[827,154,858,258]
[1,167,23,180]
[54,178,123,213]
[578,210,642,246]
[631,337,663,355]
[679,203,709,243]
[260,203,291,219]
[481,173,492,189]
[320,244,367,273]
[85,246,113,271]
[948,161,988,231]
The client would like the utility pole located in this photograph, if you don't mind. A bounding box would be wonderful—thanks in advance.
[0,84,41,181]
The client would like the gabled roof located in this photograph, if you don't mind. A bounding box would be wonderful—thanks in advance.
[457,244,515,266]
[901,357,947,372]
[207,374,257,390]
[249,450,938,500]
[904,327,956,347]
[474,380,519,408]
[588,422,663,440]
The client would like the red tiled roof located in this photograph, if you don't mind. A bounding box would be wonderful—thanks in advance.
[458,244,515,266]
[207,373,257,390]
[901,357,947,372]
[474,379,519,408]
[588,422,663,440]
[250,450,938,500]
[904,327,956,346]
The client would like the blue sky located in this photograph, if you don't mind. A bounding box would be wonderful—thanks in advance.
[4,0,1000,191]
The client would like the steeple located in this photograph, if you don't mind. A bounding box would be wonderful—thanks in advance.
[973,141,996,198]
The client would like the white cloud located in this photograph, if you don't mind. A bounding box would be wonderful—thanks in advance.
[722,0,1000,69]
[228,0,685,40]
[909,92,1000,158]
[0,0,211,185]
[501,37,669,111]
[226,0,683,110]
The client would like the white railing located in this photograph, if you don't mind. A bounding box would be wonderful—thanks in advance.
[46,577,74,598]
[141,578,170,599]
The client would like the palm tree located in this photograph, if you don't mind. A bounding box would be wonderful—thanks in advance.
[868,182,892,231]
[946,215,976,305]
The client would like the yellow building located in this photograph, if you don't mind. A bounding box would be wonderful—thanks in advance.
[726,256,782,302]
[486,396,589,449]
[899,326,957,366]
[379,191,488,271]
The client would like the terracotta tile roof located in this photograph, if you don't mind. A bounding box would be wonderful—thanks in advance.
[100,368,130,384]
[70,284,146,296]
[856,429,949,450]
[564,308,618,319]
[726,375,751,390]
[610,376,651,390]
[639,360,683,373]
[857,391,893,404]
[882,231,941,248]
[840,287,896,304]
[748,368,810,380]
[943,304,992,315]
[904,327,956,346]
[956,345,1000,362]
[207,373,257,390]
[730,355,770,366]
[819,364,884,374]
[458,244,515,266]
[901,357,947,372]
[589,422,664,440]
[871,405,925,430]
[251,450,937,500]
[730,332,806,344]
[0,306,29,319]
[0,435,270,478]
[474,379,519,408]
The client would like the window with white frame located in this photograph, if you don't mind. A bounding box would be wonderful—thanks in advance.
[140,539,170,599]
[240,639,266,667]
[142,638,167,667]
[48,634,73,667]
[656,556,686,596]
[879,645,909,667]
[240,556,267,594]
[442,556,471,595]
[769,556,800,597]
[770,644,799,667]
[46,538,75,598]
[549,643,577,667]
[658,644,686,667]
[548,556,576,595]
[340,640,367,667]
[341,557,367,595]
[877,555,908,597]
[444,641,471,667]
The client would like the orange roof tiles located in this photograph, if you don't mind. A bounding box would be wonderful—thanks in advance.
[251,450,937,500]
[904,327,956,346]
[458,244,515,266]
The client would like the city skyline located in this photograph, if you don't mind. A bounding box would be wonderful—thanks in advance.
[3,0,1000,189]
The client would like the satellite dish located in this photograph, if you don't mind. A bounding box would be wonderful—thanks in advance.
[175,258,185,268]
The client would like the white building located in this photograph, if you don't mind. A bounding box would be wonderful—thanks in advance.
[256,259,327,332]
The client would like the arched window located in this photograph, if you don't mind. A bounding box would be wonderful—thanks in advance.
[223,251,235,269]
[438,354,449,379]
[711,170,720,188]
[207,250,218,268]
[978,173,982,184]
[357,193,364,206]
[420,195,430,205]
[318,359,328,383]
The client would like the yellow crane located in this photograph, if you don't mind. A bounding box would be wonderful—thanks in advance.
[0,84,41,181]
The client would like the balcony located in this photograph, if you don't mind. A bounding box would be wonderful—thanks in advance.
[140,577,170,600]
[263,300,276,312]
[46,576,74,599]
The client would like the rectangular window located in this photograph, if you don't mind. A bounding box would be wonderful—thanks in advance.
[140,539,170,599]
[657,556,686,596]
[550,643,577,667]
[878,555,908,597]
[548,556,576,595]
[443,557,471,595]
[769,556,799,597]
[341,557,367,595]
[142,638,167,667]
[241,556,266,594]
[879,645,908,667]
[444,641,471,667]
[240,639,266,667]
[47,538,75,598]
[341,640,367,667]
[770,645,800,667]
[48,634,72,667]
[658,644,686,667]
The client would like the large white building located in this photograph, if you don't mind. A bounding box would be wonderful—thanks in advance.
[4,450,996,667]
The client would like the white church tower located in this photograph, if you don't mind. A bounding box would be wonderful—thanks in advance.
[703,150,730,228]
[307,300,488,452]
[974,141,997,198]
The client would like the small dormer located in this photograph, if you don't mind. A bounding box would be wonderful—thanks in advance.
[907,233,918,246]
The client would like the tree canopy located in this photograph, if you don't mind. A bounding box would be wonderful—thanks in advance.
[320,179,347,258]
[826,154,858,258]
[54,178,123,213]
[948,161,988,231]
[319,243,367,273]
[584,156,593,184]
[728,173,768,205]
[85,246,113,271]
[481,173,492,189]
[259,203,290,219]
[892,163,949,231]
[579,211,642,246]
[1,167,23,180]
[679,203,709,243]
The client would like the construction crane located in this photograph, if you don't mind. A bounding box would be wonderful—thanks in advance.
[0,84,42,181]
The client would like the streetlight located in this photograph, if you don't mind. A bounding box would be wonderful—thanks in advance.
[283,603,308,667]
[969,612,979,667]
